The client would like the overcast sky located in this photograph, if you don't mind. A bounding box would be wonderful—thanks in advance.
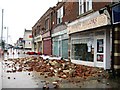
[0,0,58,45]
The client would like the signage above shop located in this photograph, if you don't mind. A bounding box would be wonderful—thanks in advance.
[68,14,110,34]
[52,29,67,37]
[34,35,42,42]
[42,31,50,38]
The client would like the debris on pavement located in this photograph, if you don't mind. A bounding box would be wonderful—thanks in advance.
[5,56,109,88]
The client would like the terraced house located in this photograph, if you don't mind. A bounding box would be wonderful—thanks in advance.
[32,8,53,55]
[68,1,111,69]
[51,2,78,59]
[32,0,120,73]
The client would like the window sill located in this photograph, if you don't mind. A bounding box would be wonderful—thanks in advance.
[77,9,94,19]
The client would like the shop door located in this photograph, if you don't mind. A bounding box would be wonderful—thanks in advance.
[62,39,68,59]
[53,41,59,56]
[95,37,104,67]
[58,40,62,57]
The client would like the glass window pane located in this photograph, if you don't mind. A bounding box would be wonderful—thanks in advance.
[71,38,94,62]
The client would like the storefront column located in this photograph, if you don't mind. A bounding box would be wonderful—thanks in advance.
[114,26,120,74]
[42,40,43,54]
[68,34,71,62]
[36,42,39,53]
[104,29,111,70]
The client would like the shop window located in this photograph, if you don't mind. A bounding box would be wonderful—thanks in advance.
[71,38,94,62]
[97,39,104,53]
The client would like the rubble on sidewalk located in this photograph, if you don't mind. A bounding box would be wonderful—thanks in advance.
[6,56,109,82]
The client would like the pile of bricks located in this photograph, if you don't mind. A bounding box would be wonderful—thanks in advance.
[6,56,109,81]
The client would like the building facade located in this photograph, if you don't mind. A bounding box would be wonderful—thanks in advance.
[67,0,111,70]
[51,2,78,59]
[32,8,53,55]
[23,29,32,50]
[32,0,119,71]
[68,12,111,70]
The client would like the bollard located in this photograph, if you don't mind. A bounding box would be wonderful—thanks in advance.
[7,52,9,55]
[2,52,4,56]
[18,52,20,54]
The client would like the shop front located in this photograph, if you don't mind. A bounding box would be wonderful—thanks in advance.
[52,24,68,59]
[42,31,52,55]
[68,12,111,70]
[34,35,42,53]
[52,30,68,59]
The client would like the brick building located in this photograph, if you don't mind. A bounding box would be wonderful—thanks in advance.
[32,8,54,55]
[32,0,120,71]
[67,0,112,70]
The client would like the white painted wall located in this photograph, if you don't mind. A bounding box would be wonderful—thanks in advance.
[23,30,32,49]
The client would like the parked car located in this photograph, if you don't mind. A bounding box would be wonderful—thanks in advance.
[26,51,42,55]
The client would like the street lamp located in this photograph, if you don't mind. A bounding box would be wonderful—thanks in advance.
[4,27,9,50]
[1,9,4,50]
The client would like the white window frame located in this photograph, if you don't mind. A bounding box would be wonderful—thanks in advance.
[79,0,84,15]
[45,18,49,30]
[57,6,63,24]
[86,0,92,11]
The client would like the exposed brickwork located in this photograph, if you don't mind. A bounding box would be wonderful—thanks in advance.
[32,1,110,36]
[93,2,111,11]
[63,2,79,23]
[32,1,111,56]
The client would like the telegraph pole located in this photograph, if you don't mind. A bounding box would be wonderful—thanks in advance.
[1,9,4,50]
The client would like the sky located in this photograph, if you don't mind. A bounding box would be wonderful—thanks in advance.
[0,0,58,45]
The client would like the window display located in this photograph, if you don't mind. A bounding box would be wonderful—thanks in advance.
[97,39,104,53]
[71,38,94,62]
[97,54,103,62]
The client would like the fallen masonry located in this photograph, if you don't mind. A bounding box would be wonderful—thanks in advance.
[6,56,109,83]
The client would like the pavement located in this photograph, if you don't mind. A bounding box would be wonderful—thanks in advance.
[0,48,120,89]
[0,59,2,89]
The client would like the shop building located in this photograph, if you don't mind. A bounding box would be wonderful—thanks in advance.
[52,24,68,59]
[32,8,53,55]
[51,1,78,59]
[42,31,52,55]
[68,11,111,70]
[32,20,42,53]
[23,29,32,50]
[34,35,42,53]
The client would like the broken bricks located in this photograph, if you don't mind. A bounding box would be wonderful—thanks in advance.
[5,56,108,82]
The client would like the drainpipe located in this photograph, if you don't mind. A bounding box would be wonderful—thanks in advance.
[106,4,115,77]
[68,34,71,63]
[1,9,4,51]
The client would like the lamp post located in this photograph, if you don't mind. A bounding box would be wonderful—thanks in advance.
[4,27,9,50]
[1,9,4,50]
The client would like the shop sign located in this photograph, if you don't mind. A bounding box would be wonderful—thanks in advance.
[34,35,42,42]
[68,14,109,34]
[42,31,50,38]
[52,29,67,37]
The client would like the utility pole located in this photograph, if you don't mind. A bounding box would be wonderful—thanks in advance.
[1,9,4,50]
[6,27,8,49]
